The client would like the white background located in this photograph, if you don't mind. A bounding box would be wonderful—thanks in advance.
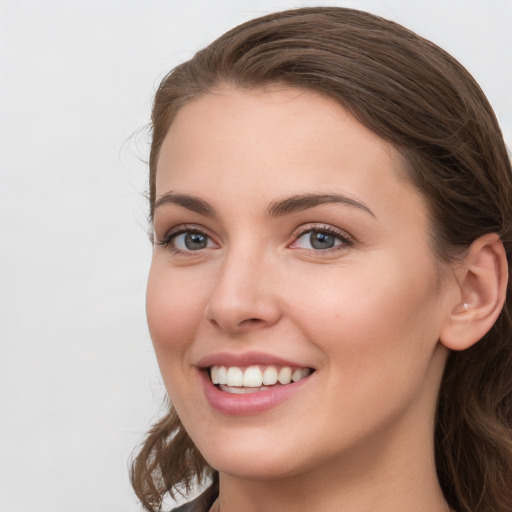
[1,1,511,511]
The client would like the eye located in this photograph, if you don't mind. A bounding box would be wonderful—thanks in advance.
[173,231,213,251]
[157,226,218,254]
[291,226,352,252]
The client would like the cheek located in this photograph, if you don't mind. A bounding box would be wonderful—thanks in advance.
[146,260,209,361]
[289,258,442,377]
[145,261,215,420]
[283,264,445,442]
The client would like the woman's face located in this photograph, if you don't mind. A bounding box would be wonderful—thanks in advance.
[147,87,455,480]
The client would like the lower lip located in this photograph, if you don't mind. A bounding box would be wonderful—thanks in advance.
[199,370,312,416]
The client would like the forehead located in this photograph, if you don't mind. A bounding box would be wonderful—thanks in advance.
[155,86,427,225]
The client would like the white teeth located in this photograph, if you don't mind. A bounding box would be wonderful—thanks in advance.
[292,368,311,382]
[220,385,270,394]
[291,368,303,382]
[243,366,263,387]
[226,367,243,387]
[262,366,278,385]
[218,366,227,385]
[209,364,312,389]
[211,366,219,384]
[278,367,292,385]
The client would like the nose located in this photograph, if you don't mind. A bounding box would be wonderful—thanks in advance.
[204,249,282,334]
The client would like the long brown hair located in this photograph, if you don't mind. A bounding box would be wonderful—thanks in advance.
[131,7,512,511]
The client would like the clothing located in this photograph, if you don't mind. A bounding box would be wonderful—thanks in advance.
[170,490,216,512]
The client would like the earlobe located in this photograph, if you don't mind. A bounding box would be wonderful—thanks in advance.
[440,233,508,351]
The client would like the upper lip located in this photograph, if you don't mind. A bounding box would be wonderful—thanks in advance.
[196,351,313,369]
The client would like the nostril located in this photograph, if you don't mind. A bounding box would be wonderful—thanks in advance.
[238,318,266,328]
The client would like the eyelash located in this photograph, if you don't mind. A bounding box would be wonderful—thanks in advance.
[156,224,216,256]
[291,224,354,253]
[156,223,354,256]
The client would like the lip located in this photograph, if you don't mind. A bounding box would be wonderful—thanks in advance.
[196,351,312,369]
[199,368,313,416]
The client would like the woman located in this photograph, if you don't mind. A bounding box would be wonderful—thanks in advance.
[131,7,512,512]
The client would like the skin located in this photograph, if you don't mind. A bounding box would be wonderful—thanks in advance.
[147,87,458,511]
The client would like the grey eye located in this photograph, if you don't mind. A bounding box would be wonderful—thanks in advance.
[309,231,336,249]
[294,230,343,250]
[185,232,208,250]
[173,231,212,251]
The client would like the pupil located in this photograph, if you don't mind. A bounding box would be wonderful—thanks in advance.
[185,232,207,250]
[310,231,334,249]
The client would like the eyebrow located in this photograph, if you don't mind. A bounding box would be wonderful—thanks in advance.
[153,192,217,216]
[153,192,375,219]
[267,193,375,218]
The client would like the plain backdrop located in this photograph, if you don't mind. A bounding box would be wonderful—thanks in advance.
[1,1,511,511]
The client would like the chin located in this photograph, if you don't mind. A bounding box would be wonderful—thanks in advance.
[191,425,326,482]
[207,451,307,481]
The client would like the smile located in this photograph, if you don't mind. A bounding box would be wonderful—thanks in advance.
[209,365,312,394]
[197,353,316,414]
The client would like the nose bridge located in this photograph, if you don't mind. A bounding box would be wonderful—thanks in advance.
[205,238,280,332]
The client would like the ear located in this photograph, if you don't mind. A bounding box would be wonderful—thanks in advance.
[440,233,508,351]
